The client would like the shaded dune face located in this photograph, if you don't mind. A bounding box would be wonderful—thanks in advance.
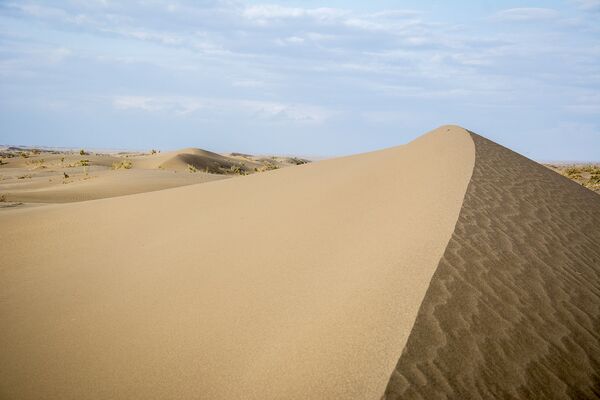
[383,133,600,399]
[157,149,260,172]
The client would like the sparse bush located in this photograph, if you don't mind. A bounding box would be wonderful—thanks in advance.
[112,160,133,170]
[79,149,88,156]
[229,163,246,175]
[548,163,600,194]
[565,167,582,179]
[151,149,158,154]
[27,159,46,169]
[289,157,308,165]
[231,152,252,158]
[19,152,29,159]
[63,172,69,179]
[260,162,279,172]
[230,165,240,174]
[0,159,7,165]
[79,159,90,167]
[17,174,32,179]
[0,194,5,202]
[188,164,198,173]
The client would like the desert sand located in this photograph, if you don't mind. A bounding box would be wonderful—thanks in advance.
[383,132,600,399]
[0,146,307,205]
[1,125,599,399]
[0,126,473,399]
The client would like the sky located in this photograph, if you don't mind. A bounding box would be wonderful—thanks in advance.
[0,1,599,160]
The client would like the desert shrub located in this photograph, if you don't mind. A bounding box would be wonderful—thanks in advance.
[260,162,279,172]
[63,172,69,178]
[79,159,90,167]
[151,149,158,154]
[112,160,133,170]
[231,152,252,158]
[229,163,246,175]
[17,174,32,179]
[289,157,309,165]
[79,149,88,156]
[188,164,198,173]
[0,159,7,165]
[229,165,243,175]
[27,159,46,169]
[19,152,29,159]
[0,194,5,202]
[565,167,582,179]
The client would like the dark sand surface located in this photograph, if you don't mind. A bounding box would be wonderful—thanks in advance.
[383,133,600,399]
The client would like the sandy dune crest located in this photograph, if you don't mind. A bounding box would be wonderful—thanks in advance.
[0,126,473,399]
[384,132,600,399]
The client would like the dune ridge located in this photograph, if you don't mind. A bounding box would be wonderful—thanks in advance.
[383,132,600,399]
[0,126,473,399]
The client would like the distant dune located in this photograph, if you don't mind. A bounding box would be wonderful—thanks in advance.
[133,148,259,173]
[0,147,307,205]
[1,126,599,399]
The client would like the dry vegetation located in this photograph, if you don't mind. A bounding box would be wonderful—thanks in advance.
[544,163,600,194]
[0,145,312,206]
[112,160,133,170]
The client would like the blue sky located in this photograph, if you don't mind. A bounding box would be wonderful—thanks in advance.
[0,1,599,160]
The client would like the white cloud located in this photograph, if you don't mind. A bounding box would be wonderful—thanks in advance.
[122,30,183,45]
[242,5,345,21]
[565,92,600,115]
[47,47,72,63]
[113,96,202,113]
[231,80,265,88]
[240,4,422,33]
[573,0,600,12]
[494,8,559,21]
[374,84,472,99]
[112,95,331,123]
[275,36,305,46]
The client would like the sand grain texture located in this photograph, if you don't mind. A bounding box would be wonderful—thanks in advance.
[0,126,473,399]
[383,133,600,399]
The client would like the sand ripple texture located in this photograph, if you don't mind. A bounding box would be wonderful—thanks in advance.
[384,133,600,399]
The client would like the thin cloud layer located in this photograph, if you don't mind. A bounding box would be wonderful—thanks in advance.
[493,8,559,21]
[0,1,598,159]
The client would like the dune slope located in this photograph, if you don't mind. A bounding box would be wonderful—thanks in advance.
[0,126,473,399]
[134,147,260,172]
[383,132,600,399]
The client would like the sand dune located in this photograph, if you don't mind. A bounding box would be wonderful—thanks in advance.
[1,169,225,204]
[1,125,598,399]
[0,126,473,399]
[132,147,258,172]
[0,147,306,204]
[383,132,600,399]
